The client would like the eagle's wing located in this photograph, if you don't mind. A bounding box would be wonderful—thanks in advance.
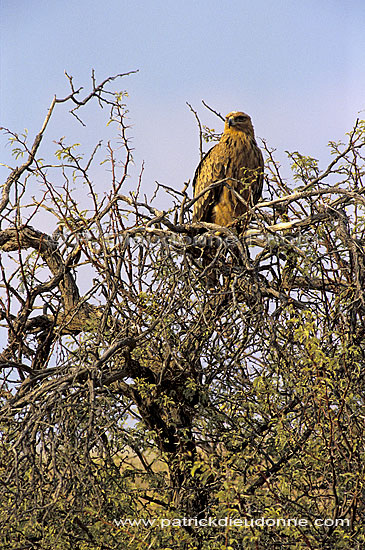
[250,136,264,206]
[192,142,229,223]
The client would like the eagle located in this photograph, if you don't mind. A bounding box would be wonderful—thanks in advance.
[192,111,264,226]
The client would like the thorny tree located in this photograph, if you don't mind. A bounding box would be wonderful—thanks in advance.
[0,73,365,550]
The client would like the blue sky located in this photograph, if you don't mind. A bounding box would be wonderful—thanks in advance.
[1,0,365,201]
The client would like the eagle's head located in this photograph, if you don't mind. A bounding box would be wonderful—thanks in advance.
[224,111,255,137]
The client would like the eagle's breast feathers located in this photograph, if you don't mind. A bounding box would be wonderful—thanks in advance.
[192,111,263,226]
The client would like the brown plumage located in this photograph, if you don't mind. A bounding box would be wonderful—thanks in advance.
[192,111,264,226]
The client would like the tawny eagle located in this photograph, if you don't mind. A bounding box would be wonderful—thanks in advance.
[192,111,263,226]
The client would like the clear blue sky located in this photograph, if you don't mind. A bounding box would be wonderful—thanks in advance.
[1,0,365,199]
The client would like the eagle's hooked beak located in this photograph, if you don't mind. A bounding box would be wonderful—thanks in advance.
[228,117,235,128]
